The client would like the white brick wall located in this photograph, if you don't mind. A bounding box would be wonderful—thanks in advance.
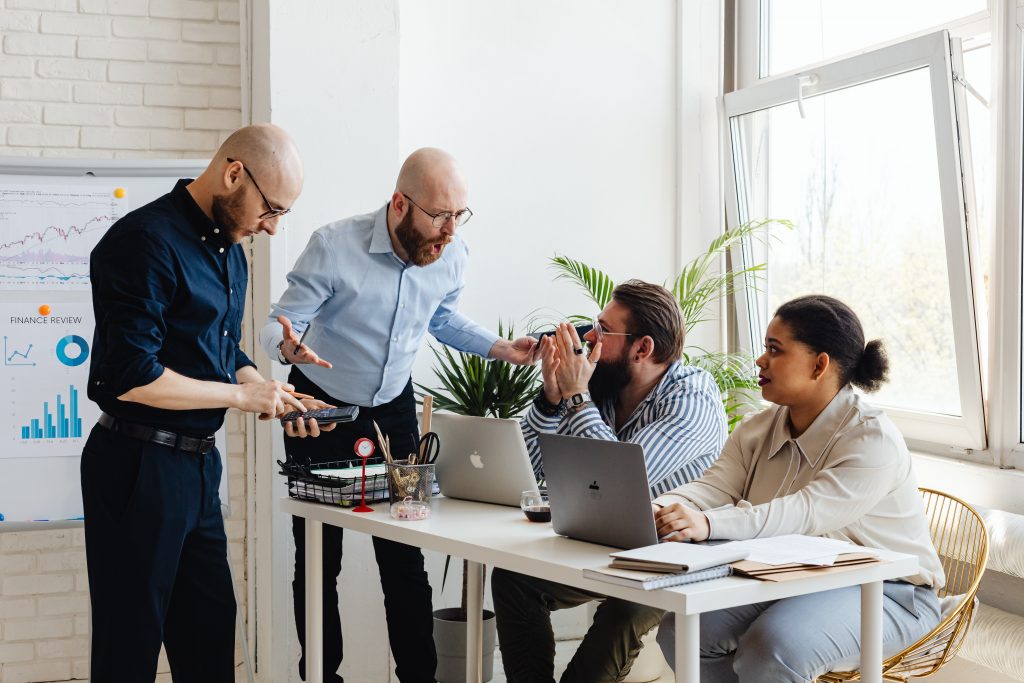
[0,2,249,681]
[0,0,242,159]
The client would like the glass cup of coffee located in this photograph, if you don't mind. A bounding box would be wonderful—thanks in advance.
[521,490,550,523]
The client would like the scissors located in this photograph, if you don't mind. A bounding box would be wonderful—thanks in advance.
[413,431,440,465]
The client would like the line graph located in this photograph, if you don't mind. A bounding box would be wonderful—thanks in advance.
[0,186,124,290]
[4,337,35,366]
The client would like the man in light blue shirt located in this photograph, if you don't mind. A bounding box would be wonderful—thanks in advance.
[259,148,536,683]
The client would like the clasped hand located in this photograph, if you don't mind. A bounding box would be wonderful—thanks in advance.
[538,322,602,402]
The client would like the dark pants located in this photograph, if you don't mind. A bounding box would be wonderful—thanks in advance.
[81,423,235,683]
[287,368,437,683]
[492,568,665,683]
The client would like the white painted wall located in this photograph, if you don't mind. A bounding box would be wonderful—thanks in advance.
[400,0,683,392]
[249,2,402,680]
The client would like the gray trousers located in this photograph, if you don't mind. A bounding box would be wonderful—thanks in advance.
[656,583,940,683]
[492,568,666,683]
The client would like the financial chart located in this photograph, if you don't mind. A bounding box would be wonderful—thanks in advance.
[1,302,99,458]
[0,185,125,290]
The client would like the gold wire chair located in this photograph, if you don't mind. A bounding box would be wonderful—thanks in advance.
[817,488,990,682]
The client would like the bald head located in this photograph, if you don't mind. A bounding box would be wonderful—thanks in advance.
[215,123,304,201]
[395,148,467,207]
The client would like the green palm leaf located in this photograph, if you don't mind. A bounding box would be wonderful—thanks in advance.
[549,255,616,309]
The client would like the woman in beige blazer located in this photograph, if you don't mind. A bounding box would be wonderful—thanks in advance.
[653,295,943,683]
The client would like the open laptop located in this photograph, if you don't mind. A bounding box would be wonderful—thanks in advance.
[538,433,659,549]
[432,413,539,507]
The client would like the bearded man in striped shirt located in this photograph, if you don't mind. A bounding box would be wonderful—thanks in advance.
[492,279,728,683]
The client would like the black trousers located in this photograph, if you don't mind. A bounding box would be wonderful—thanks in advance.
[287,368,437,683]
[81,423,235,683]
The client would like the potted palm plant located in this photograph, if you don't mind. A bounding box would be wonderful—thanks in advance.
[415,324,541,683]
[548,218,789,430]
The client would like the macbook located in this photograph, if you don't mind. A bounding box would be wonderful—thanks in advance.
[538,433,659,549]
[432,413,539,507]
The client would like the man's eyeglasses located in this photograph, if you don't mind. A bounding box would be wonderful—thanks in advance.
[402,193,472,229]
[227,158,291,220]
[592,316,636,343]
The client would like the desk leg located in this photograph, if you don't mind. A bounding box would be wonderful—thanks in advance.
[306,518,323,683]
[674,612,699,683]
[465,560,484,683]
[860,581,883,683]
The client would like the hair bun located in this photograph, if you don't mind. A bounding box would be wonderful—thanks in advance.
[852,339,889,393]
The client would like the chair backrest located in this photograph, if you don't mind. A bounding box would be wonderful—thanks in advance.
[878,489,990,680]
[818,488,990,682]
[919,488,989,599]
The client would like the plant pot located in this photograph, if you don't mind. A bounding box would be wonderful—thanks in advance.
[433,607,497,683]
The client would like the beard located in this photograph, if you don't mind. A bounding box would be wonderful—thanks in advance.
[394,210,452,266]
[211,190,250,243]
[588,352,633,405]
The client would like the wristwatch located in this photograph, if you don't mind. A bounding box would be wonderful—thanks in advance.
[276,339,291,365]
[533,392,565,417]
[565,392,592,414]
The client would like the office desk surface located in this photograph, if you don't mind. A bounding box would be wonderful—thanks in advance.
[281,495,918,615]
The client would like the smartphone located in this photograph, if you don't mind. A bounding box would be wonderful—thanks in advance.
[528,323,593,341]
[280,406,359,425]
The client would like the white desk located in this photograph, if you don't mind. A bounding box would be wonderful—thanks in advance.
[281,496,917,683]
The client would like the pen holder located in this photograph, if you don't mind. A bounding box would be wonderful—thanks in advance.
[385,459,435,505]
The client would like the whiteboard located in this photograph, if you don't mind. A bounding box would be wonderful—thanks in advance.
[0,158,234,522]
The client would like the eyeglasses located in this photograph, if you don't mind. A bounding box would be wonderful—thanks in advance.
[402,193,473,229]
[227,158,291,220]
[592,316,636,343]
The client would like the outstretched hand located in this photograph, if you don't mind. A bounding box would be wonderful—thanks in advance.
[278,315,332,368]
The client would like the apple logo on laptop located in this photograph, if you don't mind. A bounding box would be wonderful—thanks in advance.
[469,451,484,469]
[588,480,601,500]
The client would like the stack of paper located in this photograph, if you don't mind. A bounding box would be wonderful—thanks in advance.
[716,535,878,567]
[705,535,884,582]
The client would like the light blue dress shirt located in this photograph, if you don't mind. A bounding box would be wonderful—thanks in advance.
[259,204,499,406]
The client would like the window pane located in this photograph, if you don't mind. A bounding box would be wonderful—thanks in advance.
[763,0,987,77]
[730,67,962,415]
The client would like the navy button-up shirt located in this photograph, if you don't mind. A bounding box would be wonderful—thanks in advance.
[88,179,255,436]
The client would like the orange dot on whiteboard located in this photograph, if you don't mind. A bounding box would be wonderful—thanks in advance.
[113,187,126,199]
[38,305,51,316]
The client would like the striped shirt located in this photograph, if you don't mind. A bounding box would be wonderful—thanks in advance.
[521,362,728,497]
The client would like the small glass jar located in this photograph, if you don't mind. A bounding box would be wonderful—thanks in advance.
[390,497,431,521]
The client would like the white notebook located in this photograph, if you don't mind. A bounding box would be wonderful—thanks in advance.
[583,564,733,590]
[609,543,749,572]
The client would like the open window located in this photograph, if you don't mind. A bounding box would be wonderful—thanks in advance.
[724,31,987,450]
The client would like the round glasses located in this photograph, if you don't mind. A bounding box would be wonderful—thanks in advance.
[402,193,473,229]
[227,157,292,220]
[591,316,637,343]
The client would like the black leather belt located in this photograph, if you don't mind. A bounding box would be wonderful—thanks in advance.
[97,413,216,454]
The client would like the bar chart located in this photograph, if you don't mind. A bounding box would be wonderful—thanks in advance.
[19,384,83,440]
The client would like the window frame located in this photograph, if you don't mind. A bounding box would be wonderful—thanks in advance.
[722,30,989,451]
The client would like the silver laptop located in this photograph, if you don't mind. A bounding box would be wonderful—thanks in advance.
[432,414,539,507]
[539,433,659,549]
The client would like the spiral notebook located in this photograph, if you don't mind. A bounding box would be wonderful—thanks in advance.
[582,563,733,590]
